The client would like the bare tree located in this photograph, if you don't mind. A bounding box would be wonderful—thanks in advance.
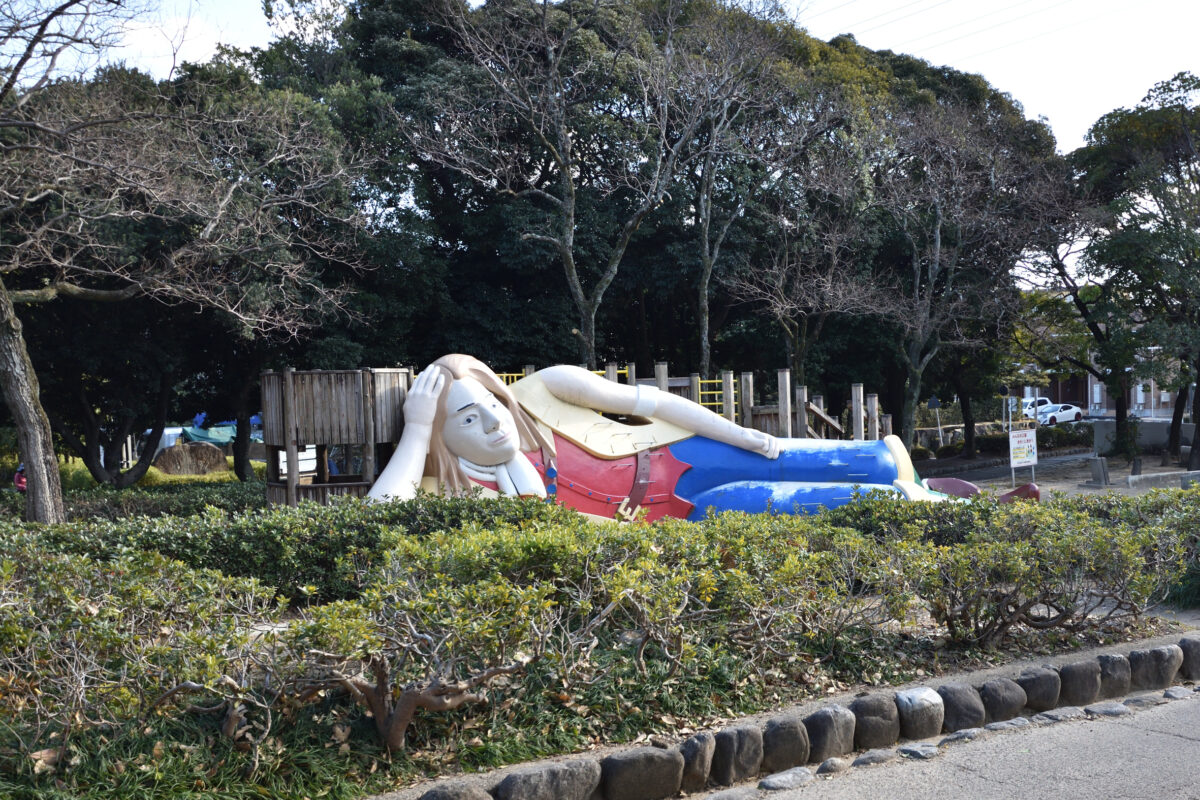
[1013,164,1145,455]
[672,0,793,377]
[1,1,366,520]
[412,0,748,367]
[872,103,1036,446]
[725,119,895,387]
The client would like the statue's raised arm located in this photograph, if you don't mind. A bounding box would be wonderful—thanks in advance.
[536,365,780,459]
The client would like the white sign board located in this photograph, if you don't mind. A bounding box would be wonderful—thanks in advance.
[1009,429,1038,468]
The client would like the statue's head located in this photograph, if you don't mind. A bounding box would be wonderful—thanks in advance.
[420,355,553,492]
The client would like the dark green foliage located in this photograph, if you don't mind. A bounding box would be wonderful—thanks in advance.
[0,479,269,520]
[1,489,1196,797]
[910,445,933,461]
[1036,423,1094,451]
[5,493,573,601]
[935,443,963,458]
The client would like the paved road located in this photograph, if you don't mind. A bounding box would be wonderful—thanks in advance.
[744,692,1200,800]
[938,451,1092,483]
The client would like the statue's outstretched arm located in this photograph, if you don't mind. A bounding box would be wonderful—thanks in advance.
[367,368,445,501]
[538,365,779,458]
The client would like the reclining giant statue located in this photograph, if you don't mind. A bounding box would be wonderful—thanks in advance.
[367,354,955,521]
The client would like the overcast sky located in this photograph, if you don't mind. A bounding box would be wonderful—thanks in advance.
[112,0,1200,154]
[791,0,1200,152]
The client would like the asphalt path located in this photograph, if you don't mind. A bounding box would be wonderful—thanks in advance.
[929,451,1093,483]
[749,691,1200,800]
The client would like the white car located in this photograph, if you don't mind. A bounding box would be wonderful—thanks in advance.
[1037,403,1083,425]
[1022,397,1052,418]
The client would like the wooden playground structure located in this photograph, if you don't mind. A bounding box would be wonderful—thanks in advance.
[261,363,891,506]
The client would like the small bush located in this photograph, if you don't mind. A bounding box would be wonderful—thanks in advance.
[910,445,933,461]
[975,433,1009,454]
[935,443,963,459]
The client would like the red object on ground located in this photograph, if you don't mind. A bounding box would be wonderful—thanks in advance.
[998,483,1040,503]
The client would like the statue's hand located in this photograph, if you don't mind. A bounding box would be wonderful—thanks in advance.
[744,429,780,459]
[403,368,445,427]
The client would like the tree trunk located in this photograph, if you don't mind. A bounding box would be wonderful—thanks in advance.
[232,373,257,482]
[698,258,712,378]
[1168,370,1189,459]
[110,374,170,488]
[1112,379,1133,458]
[1190,359,1200,471]
[900,341,927,449]
[901,377,920,449]
[579,305,598,370]
[960,391,977,459]
[0,282,64,523]
[56,372,170,488]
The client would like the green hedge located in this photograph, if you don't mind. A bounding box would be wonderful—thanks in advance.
[0,541,279,752]
[0,479,269,520]
[5,492,576,602]
[973,424,1094,455]
[1,489,1195,795]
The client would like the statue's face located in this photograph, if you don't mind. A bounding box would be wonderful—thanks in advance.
[441,376,521,466]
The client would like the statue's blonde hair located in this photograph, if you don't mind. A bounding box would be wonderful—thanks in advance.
[421,354,553,494]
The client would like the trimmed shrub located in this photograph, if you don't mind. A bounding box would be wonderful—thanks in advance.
[0,541,279,750]
[4,493,577,601]
[935,443,963,459]
[1,487,1194,786]
[975,433,1009,454]
[910,445,933,461]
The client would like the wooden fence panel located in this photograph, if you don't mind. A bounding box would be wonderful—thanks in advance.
[261,373,285,446]
[371,369,408,442]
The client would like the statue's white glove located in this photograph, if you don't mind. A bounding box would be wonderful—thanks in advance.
[744,428,780,459]
[403,368,446,427]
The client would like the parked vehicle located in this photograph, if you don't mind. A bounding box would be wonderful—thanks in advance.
[1038,403,1084,425]
[1022,397,1052,418]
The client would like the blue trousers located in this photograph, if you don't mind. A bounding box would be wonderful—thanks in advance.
[669,437,903,519]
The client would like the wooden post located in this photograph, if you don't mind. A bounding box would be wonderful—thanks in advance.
[796,385,809,439]
[524,364,536,376]
[655,362,669,391]
[605,362,619,382]
[362,369,376,483]
[851,383,865,441]
[882,414,893,437]
[777,369,792,438]
[626,362,637,385]
[282,367,299,507]
[316,444,330,483]
[813,394,825,438]
[690,373,702,405]
[866,393,879,440]
[739,372,754,428]
[721,370,736,421]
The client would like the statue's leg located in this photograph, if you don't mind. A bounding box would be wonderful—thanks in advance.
[683,480,901,521]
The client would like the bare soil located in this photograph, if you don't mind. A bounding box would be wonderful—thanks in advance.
[969,453,1192,498]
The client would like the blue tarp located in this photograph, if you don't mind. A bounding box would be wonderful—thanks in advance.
[180,426,236,446]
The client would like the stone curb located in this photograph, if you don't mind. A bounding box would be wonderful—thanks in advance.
[411,636,1200,800]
